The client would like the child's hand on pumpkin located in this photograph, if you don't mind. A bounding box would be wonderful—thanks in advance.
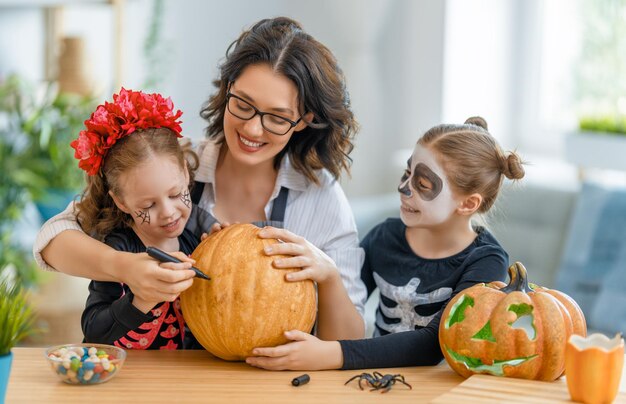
[258,227,340,284]
[245,330,343,371]
[205,221,233,238]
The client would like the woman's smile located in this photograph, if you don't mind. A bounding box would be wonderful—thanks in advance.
[237,133,267,152]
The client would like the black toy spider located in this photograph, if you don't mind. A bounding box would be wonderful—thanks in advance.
[344,371,412,393]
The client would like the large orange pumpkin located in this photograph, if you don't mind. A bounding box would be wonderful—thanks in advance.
[180,223,317,361]
[439,262,586,381]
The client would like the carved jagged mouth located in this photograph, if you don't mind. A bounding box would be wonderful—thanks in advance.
[445,346,538,376]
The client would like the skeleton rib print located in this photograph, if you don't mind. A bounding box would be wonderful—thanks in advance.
[373,272,452,336]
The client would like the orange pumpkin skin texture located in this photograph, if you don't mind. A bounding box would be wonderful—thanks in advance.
[439,262,587,381]
[180,223,317,361]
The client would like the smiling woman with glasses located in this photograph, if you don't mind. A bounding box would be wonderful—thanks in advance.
[192,18,366,353]
[35,16,368,370]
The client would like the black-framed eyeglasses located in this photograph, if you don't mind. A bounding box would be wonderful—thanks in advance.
[225,91,303,136]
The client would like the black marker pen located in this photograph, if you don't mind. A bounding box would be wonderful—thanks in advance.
[146,246,210,281]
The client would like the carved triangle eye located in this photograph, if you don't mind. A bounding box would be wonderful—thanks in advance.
[471,321,496,342]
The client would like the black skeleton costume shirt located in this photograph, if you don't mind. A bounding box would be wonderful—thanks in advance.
[81,227,200,350]
[339,218,508,369]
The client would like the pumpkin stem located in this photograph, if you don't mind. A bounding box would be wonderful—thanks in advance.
[501,262,533,293]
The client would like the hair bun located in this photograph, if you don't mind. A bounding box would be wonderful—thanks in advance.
[464,116,488,130]
[502,152,525,180]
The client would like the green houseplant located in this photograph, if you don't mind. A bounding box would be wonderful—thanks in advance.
[0,280,37,401]
[579,115,626,135]
[0,74,95,286]
[0,74,95,221]
[0,76,46,288]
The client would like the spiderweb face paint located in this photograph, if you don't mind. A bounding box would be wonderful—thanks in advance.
[180,190,191,208]
[135,209,151,225]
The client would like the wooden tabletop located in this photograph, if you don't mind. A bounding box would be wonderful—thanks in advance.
[8,348,626,403]
[433,374,626,403]
[6,347,464,403]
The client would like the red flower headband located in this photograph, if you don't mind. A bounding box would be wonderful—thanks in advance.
[71,88,183,176]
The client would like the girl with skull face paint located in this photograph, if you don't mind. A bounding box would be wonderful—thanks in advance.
[246,117,525,371]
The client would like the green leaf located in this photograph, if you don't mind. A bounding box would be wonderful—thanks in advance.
[0,280,38,355]
[13,168,48,190]
[39,119,52,148]
[579,115,626,135]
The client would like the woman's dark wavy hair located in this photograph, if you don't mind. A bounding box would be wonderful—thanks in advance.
[75,128,199,240]
[200,16,358,183]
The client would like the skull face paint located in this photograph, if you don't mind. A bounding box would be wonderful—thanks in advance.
[398,144,458,227]
[398,161,443,201]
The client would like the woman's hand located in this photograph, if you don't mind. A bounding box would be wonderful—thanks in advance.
[115,250,196,303]
[245,330,343,371]
[258,227,340,284]
[259,227,365,341]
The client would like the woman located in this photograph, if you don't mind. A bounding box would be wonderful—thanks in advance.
[35,17,366,341]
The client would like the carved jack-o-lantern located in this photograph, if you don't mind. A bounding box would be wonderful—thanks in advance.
[180,224,317,361]
[439,262,587,381]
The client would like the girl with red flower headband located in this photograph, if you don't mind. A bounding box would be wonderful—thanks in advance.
[35,17,366,354]
[73,88,201,350]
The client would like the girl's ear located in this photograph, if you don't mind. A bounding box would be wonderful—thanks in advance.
[109,190,131,214]
[457,193,482,216]
[294,112,315,132]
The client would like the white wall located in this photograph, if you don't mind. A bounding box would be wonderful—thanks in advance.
[442,0,515,147]
[163,0,447,197]
[442,0,585,157]
[2,0,596,197]
[0,0,447,198]
[0,7,45,80]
